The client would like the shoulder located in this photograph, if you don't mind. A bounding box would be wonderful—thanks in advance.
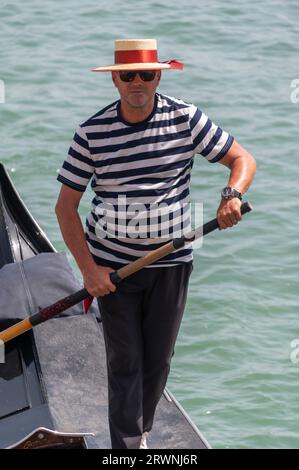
[157,93,198,119]
[79,100,119,129]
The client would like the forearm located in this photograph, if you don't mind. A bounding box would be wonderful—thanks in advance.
[216,140,256,229]
[226,147,256,195]
[227,156,256,195]
[55,206,95,274]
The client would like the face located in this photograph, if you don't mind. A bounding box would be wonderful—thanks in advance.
[112,70,161,109]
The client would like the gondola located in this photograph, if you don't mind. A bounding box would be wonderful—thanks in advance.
[0,161,210,449]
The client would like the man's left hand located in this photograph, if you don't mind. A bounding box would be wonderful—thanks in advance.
[216,198,242,230]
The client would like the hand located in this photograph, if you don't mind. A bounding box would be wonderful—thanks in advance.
[217,198,242,230]
[82,263,117,297]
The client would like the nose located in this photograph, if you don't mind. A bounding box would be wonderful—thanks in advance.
[131,73,144,84]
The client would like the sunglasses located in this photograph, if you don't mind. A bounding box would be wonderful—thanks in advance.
[119,70,157,82]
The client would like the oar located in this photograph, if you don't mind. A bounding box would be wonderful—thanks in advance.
[0,201,252,344]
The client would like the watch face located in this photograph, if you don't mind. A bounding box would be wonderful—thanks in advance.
[221,187,242,200]
[222,187,233,199]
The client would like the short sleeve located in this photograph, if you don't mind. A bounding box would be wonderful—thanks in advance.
[57,125,94,191]
[189,105,234,163]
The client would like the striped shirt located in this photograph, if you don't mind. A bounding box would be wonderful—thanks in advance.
[57,93,234,269]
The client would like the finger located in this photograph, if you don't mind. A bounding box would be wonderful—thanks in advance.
[218,218,229,230]
[227,214,237,226]
[218,211,232,227]
[99,290,110,297]
[234,209,242,222]
[104,284,116,294]
[106,280,117,292]
[225,211,240,226]
[85,287,96,297]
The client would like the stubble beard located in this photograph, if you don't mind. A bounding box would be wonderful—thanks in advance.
[124,92,152,109]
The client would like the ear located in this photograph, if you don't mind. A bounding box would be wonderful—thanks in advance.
[156,70,162,85]
[111,71,118,86]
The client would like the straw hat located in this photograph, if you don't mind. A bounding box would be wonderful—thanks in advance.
[92,39,184,72]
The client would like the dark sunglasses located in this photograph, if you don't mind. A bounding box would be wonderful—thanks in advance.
[119,70,157,82]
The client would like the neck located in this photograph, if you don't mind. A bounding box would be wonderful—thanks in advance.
[120,96,156,124]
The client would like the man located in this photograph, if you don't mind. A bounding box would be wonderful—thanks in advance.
[55,39,256,449]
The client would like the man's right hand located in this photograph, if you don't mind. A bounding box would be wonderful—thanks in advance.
[82,264,117,297]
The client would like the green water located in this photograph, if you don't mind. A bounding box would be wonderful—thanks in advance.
[1,0,298,448]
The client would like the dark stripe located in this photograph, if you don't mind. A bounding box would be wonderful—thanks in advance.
[81,100,119,126]
[90,129,191,155]
[86,115,188,141]
[63,161,93,179]
[91,253,192,270]
[57,175,86,192]
[83,116,119,126]
[209,135,234,163]
[97,158,192,180]
[161,95,190,110]
[74,130,89,151]
[201,127,223,157]
[68,146,93,166]
[92,143,194,168]
[193,118,213,151]
[92,187,190,206]
[189,108,203,132]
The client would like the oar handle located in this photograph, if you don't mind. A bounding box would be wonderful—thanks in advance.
[203,200,253,236]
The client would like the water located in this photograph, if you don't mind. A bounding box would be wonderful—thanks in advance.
[1,0,298,449]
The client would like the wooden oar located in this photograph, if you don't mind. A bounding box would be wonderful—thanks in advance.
[0,201,252,344]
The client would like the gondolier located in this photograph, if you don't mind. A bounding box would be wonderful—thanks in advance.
[55,38,256,449]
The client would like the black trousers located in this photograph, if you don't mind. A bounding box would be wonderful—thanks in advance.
[98,263,193,449]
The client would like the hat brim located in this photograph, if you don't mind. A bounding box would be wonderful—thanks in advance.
[92,62,172,72]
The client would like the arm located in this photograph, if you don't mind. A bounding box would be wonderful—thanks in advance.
[217,139,256,229]
[55,184,116,296]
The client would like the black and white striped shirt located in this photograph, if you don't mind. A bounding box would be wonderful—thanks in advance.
[57,93,234,268]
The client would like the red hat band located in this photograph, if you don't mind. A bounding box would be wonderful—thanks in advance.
[115,49,158,64]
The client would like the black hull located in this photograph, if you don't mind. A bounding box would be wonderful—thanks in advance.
[0,162,210,449]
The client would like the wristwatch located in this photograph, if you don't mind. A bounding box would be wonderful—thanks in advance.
[221,186,242,200]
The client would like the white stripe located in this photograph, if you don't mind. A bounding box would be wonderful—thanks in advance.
[91,177,191,204]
